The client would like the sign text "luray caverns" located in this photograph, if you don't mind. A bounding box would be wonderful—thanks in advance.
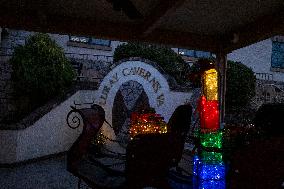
[99,66,165,107]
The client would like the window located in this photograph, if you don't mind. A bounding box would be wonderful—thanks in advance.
[271,41,284,69]
[178,48,211,58]
[195,50,211,58]
[89,38,111,46]
[69,36,111,47]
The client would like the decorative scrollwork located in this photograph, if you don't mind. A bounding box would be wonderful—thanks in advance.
[66,109,83,129]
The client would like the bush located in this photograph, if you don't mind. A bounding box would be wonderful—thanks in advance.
[113,42,189,84]
[254,103,284,136]
[10,33,75,116]
[226,60,256,111]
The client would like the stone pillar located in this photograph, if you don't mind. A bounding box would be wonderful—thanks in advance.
[216,52,227,129]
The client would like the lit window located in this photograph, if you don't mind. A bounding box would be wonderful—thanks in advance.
[178,48,211,58]
[90,38,111,46]
[69,36,89,43]
[271,41,284,69]
[178,49,195,57]
[195,51,211,58]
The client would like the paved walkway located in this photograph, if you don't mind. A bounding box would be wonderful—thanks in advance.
[0,150,194,189]
[0,155,89,189]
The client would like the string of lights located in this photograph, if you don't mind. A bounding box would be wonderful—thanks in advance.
[129,112,167,138]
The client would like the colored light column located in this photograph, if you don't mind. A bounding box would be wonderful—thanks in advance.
[199,68,220,131]
[193,155,226,189]
[199,96,219,131]
[200,131,223,149]
[194,66,225,189]
[203,69,218,101]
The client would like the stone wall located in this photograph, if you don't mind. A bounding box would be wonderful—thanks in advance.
[93,60,192,153]
[0,29,120,123]
[0,30,33,123]
[0,91,84,164]
[0,56,15,122]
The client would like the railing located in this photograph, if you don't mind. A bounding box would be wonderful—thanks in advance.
[255,72,274,81]
[65,52,113,63]
[252,82,284,109]
[0,47,114,63]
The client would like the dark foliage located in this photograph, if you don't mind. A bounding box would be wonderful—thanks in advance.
[113,42,189,84]
[254,103,284,136]
[225,60,256,112]
[10,33,75,120]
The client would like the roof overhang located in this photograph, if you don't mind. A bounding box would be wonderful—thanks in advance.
[0,0,284,53]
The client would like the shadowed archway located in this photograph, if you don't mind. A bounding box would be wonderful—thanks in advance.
[112,80,150,146]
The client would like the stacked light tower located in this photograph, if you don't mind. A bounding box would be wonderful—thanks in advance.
[193,65,226,189]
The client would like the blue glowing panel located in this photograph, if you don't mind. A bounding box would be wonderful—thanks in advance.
[199,179,226,189]
[198,163,226,180]
[193,156,201,176]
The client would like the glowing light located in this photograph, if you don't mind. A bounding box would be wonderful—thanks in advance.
[129,112,167,138]
[193,179,226,189]
[198,96,219,131]
[200,151,223,164]
[200,131,223,149]
[203,69,218,101]
[193,155,225,180]
[194,66,225,189]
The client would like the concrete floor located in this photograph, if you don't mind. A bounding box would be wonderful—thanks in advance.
[0,150,194,189]
[0,155,89,189]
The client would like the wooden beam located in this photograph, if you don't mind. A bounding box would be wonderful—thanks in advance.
[140,0,187,36]
[216,51,227,127]
[223,10,284,53]
[143,29,219,52]
[0,10,140,42]
[0,4,220,52]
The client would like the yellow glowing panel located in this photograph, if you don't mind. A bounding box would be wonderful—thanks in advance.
[203,69,218,101]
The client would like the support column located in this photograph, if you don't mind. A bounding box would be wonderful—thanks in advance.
[216,52,227,129]
[0,27,2,44]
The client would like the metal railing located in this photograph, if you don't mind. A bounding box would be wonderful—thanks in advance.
[252,82,284,109]
[65,52,113,63]
[255,72,274,81]
[0,47,114,63]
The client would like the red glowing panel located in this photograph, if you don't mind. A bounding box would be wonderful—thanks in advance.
[198,96,219,132]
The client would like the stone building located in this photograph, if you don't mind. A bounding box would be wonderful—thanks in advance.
[228,36,284,105]
[228,36,284,82]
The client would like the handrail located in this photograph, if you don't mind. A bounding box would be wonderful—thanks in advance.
[255,72,274,81]
[65,52,113,62]
[0,47,113,62]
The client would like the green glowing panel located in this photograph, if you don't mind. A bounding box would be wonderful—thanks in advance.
[200,131,223,148]
[200,151,223,164]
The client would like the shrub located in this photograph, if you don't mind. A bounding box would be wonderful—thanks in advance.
[10,33,75,116]
[225,60,256,111]
[113,42,189,84]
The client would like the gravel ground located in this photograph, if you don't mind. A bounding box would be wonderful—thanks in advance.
[0,155,89,189]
